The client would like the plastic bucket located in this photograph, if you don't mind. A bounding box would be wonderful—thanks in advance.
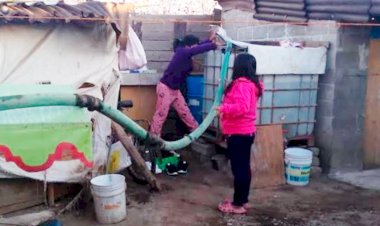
[284,148,312,186]
[90,174,127,224]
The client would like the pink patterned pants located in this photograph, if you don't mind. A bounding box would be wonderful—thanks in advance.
[150,82,198,136]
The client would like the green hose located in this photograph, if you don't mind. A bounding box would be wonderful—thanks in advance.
[0,42,232,151]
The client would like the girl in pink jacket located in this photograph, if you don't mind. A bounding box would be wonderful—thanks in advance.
[216,53,263,214]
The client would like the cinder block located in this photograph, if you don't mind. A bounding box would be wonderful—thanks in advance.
[339,33,370,53]
[308,147,320,157]
[307,21,338,35]
[336,52,360,74]
[316,100,334,118]
[286,25,306,37]
[314,116,334,134]
[312,156,320,167]
[317,83,335,102]
[266,24,286,39]
[245,25,269,40]
[237,26,253,41]
[311,166,322,178]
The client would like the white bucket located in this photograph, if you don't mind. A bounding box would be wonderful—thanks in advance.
[284,148,313,186]
[90,174,127,224]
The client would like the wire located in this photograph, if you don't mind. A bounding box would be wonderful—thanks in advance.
[2,14,380,27]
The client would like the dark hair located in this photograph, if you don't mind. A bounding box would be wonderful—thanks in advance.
[225,53,263,97]
[173,35,200,51]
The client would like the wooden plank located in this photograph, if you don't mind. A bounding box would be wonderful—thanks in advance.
[142,40,172,51]
[0,179,44,214]
[141,22,174,33]
[364,40,380,168]
[174,21,187,39]
[112,123,161,191]
[0,210,55,226]
[147,61,170,72]
[145,50,173,62]
[368,40,380,76]
[251,125,285,188]
[186,23,211,33]
[142,31,174,41]
[0,200,44,215]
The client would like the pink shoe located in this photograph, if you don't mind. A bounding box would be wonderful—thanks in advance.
[223,198,251,209]
[218,200,247,214]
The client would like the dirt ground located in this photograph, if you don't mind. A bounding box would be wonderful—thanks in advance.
[60,156,380,226]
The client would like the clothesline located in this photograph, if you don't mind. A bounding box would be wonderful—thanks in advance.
[2,15,380,27]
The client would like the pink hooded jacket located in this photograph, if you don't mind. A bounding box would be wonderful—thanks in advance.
[219,77,263,135]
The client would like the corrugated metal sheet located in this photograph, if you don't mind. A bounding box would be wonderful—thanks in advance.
[253,0,307,22]
[250,0,380,23]
[0,1,112,24]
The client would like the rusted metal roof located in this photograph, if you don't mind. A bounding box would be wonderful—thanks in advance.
[0,1,112,24]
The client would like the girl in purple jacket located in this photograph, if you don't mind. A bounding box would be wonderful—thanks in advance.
[150,33,217,136]
[216,53,263,214]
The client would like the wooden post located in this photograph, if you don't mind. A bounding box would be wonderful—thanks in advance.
[213,7,222,26]
[112,122,162,191]
[174,21,187,38]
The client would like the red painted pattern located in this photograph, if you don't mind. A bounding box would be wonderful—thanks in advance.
[0,142,92,172]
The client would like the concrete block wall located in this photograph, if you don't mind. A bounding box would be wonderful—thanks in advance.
[131,15,212,73]
[328,27,369,173]
[223,11,371,173]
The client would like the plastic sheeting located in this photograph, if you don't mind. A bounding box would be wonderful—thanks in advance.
[215,26,327,75]
[248,44,327,75]
[0,23,119,182]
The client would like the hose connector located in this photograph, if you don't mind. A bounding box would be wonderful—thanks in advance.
[75,94,101,111]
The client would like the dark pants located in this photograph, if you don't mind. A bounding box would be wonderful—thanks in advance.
[227,134,255,206]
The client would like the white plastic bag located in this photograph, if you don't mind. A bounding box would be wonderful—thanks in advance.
[107,141,132,173]
[119,26,147,70]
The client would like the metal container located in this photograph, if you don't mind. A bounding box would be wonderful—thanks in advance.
[203,50,319,140]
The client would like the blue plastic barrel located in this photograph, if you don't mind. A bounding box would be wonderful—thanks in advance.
[186,75,204,124]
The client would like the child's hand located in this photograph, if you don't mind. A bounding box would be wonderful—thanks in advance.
[214,106,222,117]
[209,30,217,41]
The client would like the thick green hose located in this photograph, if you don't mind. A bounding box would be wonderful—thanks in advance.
[0,42,232,151]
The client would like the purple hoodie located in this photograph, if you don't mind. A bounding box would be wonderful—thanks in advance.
[160,40,217,90]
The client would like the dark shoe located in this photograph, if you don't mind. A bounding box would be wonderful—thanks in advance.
[166,163,178,176]
[177,160,188,174]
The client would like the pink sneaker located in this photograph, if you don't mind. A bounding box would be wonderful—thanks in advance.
[223,198,251,209]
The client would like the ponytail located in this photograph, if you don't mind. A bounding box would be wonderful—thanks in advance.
[173,35,200,52]
[173,38,184,51]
